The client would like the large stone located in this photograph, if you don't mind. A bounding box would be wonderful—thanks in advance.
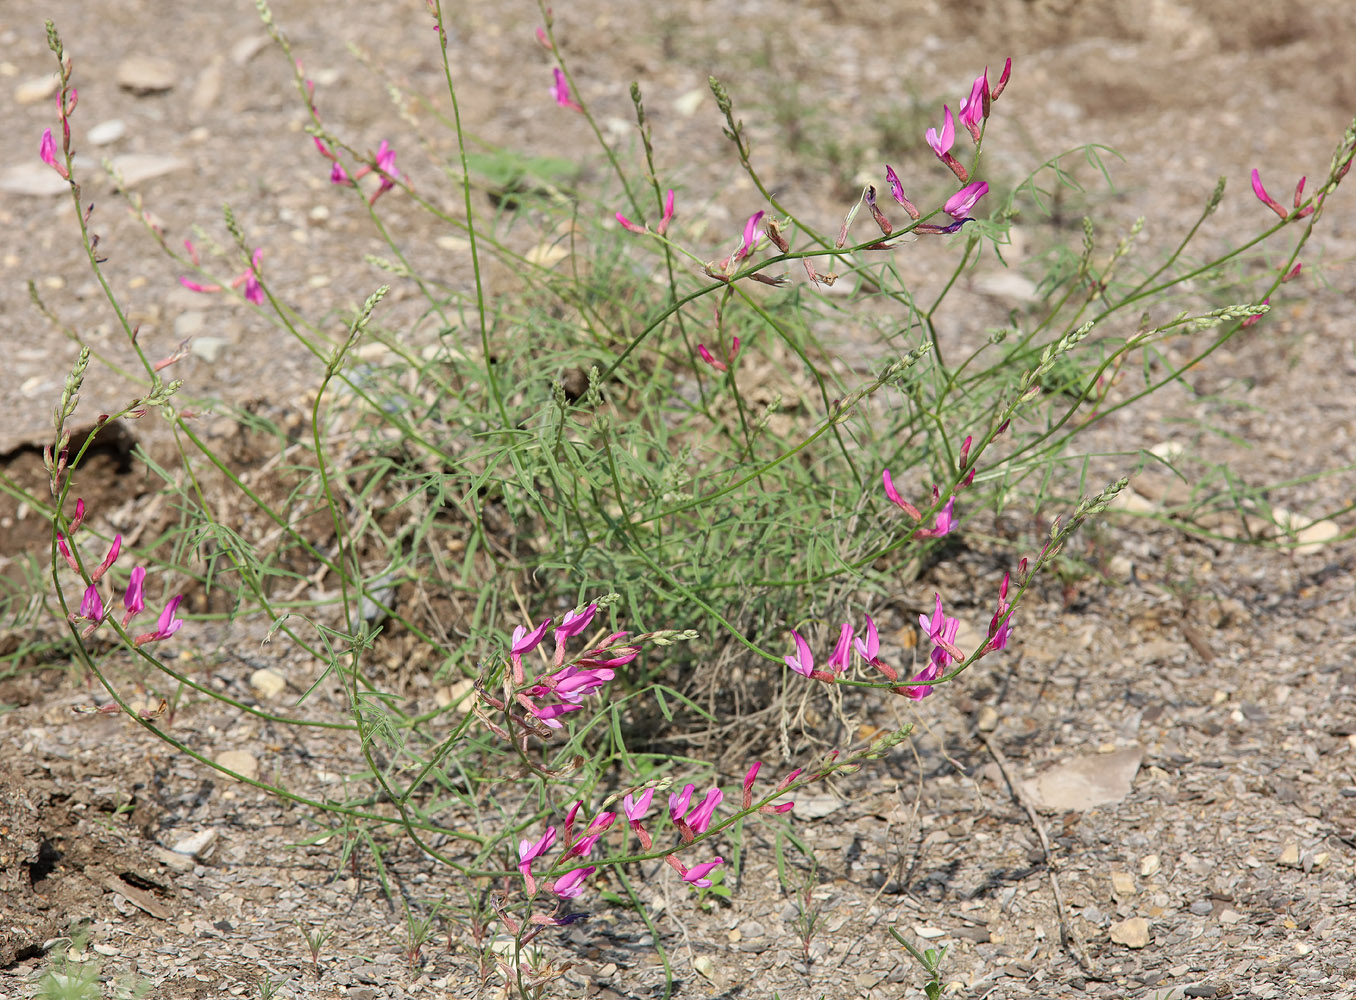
[116,55,177,95]
[1022,744,1143,812]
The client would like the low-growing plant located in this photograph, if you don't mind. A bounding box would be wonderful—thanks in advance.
[16,1,1356,996]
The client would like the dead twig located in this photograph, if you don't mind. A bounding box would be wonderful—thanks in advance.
[977,731,1095,974]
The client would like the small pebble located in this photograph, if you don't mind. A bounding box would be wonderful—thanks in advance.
[117,54,177,94]
[1108,916,1150,948]
[87,119,127,145]
[249,668,287,699]
[1189,900,1213,916]
[14,73,60,104]
[217,749,259,782]
[169,827,218,858]
[1139,853,1161,877]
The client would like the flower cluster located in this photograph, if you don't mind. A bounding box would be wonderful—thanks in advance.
[879,59,1010,239]
[477,601,697,748]
[180,241,265,305]
[784,584,1012,700]
[513,759,798,924]
[59,499,184,645]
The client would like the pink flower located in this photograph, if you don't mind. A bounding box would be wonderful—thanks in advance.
[551,68,582,112]
[697,344,727,372]
[373,140,399,193]
[567,811,616,858]
[657,189,676,236]
[1251,169,1287,218]
[681,857,723,888]
[915,496,956,538]
[180,277,223,294]
[518,826,557,891]
[238,249,265,305]
[623,788,654,822]
[734,210,764,261]
[684,788,723,834]
[784,630,814,677]
[330,162,350,185]
[908,594,962,699]
[854,615,879,663]
[551,865,595,899]
[615,211,646,234]
[122,566,147,626]
[40,128,69,180]
[944,181,989,220]
[133,595,185,646]
[56,532,80,573]
[958,71,989,141]
[546,665,614,702]
[741,762,761,807]
[885,166,921,219]
[524,700,581,729]
[882,470,922,521]
[926,106,955,157]
[668,783,696,823]
[78,583,105,622]
[510,617,552,680]
[554,603,597,645]
[826,623,854,673]
[91,534,121,583]
[991,58,1013,101]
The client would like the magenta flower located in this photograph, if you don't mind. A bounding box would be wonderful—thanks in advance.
[510,616,551,680]
[741,762,761,807]
[826,623,854,673]
[56,532,80,573]
[958,71,989,141]
[551,68,582,112]
[681,857,724,889]
[657,189,676,236]
[784,630,814,677]
[992,59,1012,101]
[697,344,727,372]
[882,470,922,521]
[40,127,69,180]
[239,250,265,305]
[133,594,185,647]
[734,210,765,261]
[567,811,616,858]
[122,566,147,626]
[518,826,557,891]
[554,603,598,645]
[944,181,989,220]
[373,141,399,193]
[615,211,646,234]
[524,700,581,729]
[91,534,121,583]
[885,166,921,219]
[668,783,696,822]
[623,788,654,822]
[908,594,962,700]
[552,865,595,899]
[1250,168,1289,219]
[926,106,955,157]
[684,788,723,834]
[78,583,105,622]
[854,615,879,663]
[915,495,957,539]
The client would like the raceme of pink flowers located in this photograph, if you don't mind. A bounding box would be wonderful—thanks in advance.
[180,245,265,305]
[783,584,1014,699]
[60,501,184,645]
